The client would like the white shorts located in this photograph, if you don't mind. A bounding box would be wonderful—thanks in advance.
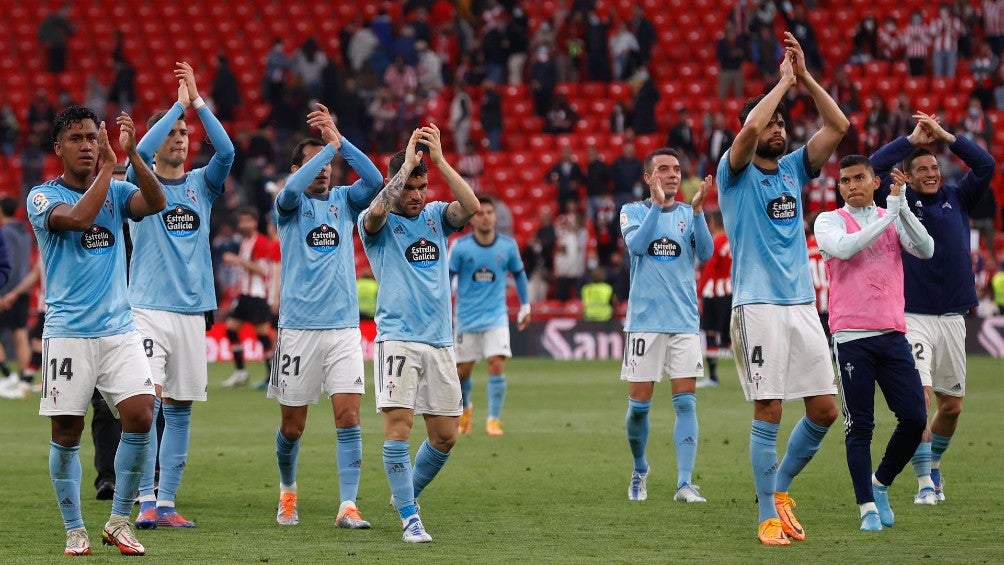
[620,332,703,382]
[39,331,155,417]
[905,313,967,397]
[730,304,837,401]
[374,341,462,416]
[133,308,208,402]
[267,327,365,406]
[455,326,512,363]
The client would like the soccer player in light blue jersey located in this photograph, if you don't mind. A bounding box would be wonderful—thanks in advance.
[28,106,166,556]
[126,61,235,531]
[268,104,383,529]
[717,33,848,546]
[359,124,480,543]
[449,195,532,437]
[620,148,713,504]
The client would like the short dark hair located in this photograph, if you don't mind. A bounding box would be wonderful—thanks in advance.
[644,147,680,174]
[0,196,17,217]
[236,206,259,222]
[706,210,723,229]
[737,95,787,127]
[388,150,428,178]
[838,154,873,172]
[147,109,171,128]
[290,138,326,167]
[52,105,99,144]
[477,195,494,206]
[903,148,935,172]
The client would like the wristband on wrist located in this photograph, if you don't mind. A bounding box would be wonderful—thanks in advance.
[192,97,206,110]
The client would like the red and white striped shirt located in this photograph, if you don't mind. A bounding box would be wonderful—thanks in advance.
[699,233,732,298]
[984,1,1004,37]
[903,23,931,58]
[236,232,275,299]
[806,234,829,314]
[930,15,964,52]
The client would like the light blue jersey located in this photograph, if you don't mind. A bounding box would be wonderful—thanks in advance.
[27,178,139,338]
[449,233,526,333]
[359,201,458,346]
[620,201,713,333]
[127,102,234,313]
[275,141,383,329]
[716,146,815,307]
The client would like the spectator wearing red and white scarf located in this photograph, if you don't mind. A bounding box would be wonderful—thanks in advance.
[930,4,965,77]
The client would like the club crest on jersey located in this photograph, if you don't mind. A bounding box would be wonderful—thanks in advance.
[162,205,200,237]
[80,224,115,255]
[678,220,687,235]
[406,238,440,268]
[472,267,496,283]
[648,236,681,261]
[306,223,340,251]
[329,204,339,219]
[766,192,797,225]
[102,198,114,215]
[426,218,438,234]
[32,192,50,213]
[186,187,197,204]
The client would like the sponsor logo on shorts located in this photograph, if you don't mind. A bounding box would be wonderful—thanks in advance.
[405,238,440,268]
[766,193,797,225]
[306,224,340,251]
[472,267,496,283]
[647,237,681,261]
[80,224,115,255]
[162,205,201,237]
[354,377,363,385]
[144,378,152,387]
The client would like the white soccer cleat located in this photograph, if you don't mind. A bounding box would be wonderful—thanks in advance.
[673,483,707,503]
[914,487,938,506]
[102,516,145,555]
[221,370,249,388]
[628,469,648,501]
[276,492,299,525]
[696,378,719,388]
[335,501,371,529]
[64,528,91,556]
[402,515,432,543]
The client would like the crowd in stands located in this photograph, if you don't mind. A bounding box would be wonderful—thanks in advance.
[1,0,1002,315]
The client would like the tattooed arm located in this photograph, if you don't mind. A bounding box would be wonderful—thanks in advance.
[362,129,423,236]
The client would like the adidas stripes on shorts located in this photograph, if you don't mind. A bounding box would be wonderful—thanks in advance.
[620,332,704,382]
[39,330,155,417]
[266,327,365,407]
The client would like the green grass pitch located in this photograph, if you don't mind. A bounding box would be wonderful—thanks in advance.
[1,357,1002,563]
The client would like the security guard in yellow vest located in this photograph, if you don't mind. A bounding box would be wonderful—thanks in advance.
[357,268,378,319]
[581,267,615,321]
[993,262,1004,315]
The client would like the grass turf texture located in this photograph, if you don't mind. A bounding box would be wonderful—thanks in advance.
[1,357,1002,563]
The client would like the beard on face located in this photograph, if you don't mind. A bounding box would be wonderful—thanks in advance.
[755,138,786,160]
